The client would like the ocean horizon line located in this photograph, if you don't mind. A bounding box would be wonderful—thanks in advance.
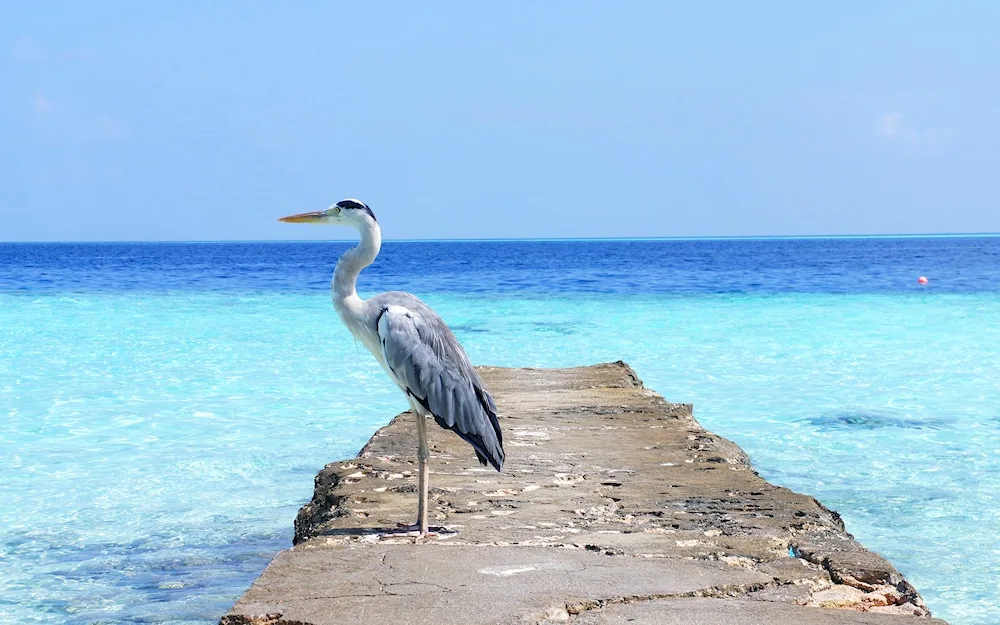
[4,232,1000,245]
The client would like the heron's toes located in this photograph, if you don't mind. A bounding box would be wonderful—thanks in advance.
[414,529,440,543]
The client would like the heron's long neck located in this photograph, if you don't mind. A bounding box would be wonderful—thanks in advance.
[333,218,382,315]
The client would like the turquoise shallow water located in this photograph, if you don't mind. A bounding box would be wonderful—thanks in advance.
[2,240,999,624]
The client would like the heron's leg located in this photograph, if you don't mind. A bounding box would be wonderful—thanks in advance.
[416,411,430,536]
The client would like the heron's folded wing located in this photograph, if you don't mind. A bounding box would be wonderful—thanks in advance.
[376,305,504,471]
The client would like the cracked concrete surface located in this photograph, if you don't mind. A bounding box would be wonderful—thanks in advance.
[221,362,946,625]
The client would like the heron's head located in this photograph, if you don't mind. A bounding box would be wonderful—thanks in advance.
[278,199,376,226]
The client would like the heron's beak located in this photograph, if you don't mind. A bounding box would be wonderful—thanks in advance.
[278,211,326,224]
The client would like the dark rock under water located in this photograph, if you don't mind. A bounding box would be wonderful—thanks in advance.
[804,409,946,431]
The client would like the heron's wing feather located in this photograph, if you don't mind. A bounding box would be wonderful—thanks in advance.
[377,304,504,471]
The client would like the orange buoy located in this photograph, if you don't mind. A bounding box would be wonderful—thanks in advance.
[917,276,929,285]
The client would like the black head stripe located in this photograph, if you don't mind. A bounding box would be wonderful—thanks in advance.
[336,199,366,210]
[336,199,376,222]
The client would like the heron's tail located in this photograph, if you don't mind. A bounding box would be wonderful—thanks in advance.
[474,385,504,471]
[432,383,504,472]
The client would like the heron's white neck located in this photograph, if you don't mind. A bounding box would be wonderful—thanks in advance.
[333,217,382,315]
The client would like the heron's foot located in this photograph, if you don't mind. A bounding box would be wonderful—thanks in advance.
[414,530,439,544]
[393,521,443,541]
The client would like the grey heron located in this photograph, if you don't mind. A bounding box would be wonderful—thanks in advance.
[279,199,505,537]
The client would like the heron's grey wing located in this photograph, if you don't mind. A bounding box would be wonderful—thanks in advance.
[376,304,504,471]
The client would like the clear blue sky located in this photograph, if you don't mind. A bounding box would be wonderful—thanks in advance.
[3,2,999,241]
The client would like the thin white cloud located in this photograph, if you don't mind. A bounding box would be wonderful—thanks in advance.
[12,36,45,63]
[92,115,129,141]
[26,94,131,143]
[875,112,903,137]
[875,112,954,146]
[920,127,956,145]
[32,94,54,116]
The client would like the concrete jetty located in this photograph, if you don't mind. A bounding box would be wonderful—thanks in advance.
[221,362,945,625]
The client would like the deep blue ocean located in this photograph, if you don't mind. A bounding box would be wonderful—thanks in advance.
[2,237,999,624]
[4,236,1000,295]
